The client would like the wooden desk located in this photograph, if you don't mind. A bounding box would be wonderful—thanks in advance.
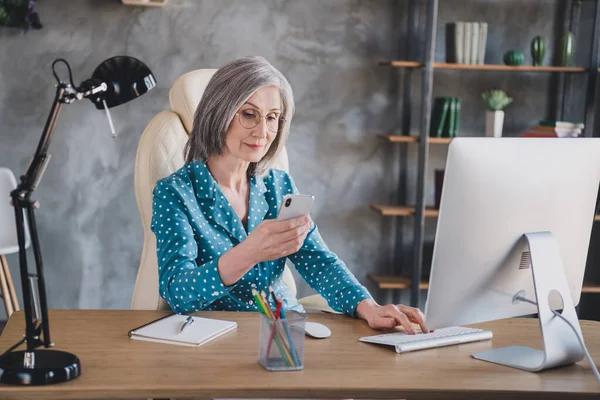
[0,310,598,399]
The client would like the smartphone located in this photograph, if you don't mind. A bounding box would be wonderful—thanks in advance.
[276,194,314,222]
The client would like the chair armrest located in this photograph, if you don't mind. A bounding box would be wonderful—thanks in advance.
[298,294,341,314]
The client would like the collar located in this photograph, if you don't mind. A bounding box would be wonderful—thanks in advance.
[189,161,270,242]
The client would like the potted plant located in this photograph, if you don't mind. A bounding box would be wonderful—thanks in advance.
[0,0,42,31]
[482,90,513,137]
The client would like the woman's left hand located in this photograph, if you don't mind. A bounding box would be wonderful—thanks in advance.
[355,299,429,334]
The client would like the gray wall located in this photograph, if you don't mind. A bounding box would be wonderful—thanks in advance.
[0,0,598,318]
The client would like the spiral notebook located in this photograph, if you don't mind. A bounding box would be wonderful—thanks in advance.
[128,314,237,347]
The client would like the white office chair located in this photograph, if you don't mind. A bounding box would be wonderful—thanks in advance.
[0,167,31,318]
[130,69,334,313]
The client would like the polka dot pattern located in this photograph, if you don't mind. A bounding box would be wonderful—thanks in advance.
[150,161,372,316]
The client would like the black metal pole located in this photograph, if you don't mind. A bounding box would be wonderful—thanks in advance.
[392,0,416,305]
[26,206,52,348]
[10,197,37,352]
[412,0,438,307]
[22,86,65,191]
[584,0,600,137]
[561,0,581,121]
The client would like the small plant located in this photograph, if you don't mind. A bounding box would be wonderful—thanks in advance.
[0,0,42,31]
[482,90,513,111]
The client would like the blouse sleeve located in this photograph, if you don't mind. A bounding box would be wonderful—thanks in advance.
[151,181,238,313]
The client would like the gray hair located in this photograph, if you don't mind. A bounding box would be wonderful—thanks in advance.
[185,56,295,176]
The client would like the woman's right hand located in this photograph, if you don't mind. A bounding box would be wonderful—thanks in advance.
[243,216,313,264]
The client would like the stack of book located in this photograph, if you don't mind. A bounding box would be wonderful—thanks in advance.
[430,97,461,138]
[521,120,584,138]
[446,22,488,65]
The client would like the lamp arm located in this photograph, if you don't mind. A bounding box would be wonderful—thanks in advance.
[10,83,69,352]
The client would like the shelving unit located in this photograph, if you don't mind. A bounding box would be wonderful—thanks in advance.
[370,0,600,307]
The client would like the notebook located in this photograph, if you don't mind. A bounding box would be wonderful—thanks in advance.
[128,314,237,347]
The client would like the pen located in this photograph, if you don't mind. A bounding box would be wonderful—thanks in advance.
[180,316,194,333]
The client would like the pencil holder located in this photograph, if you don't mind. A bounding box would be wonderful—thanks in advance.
[258,311,306,371]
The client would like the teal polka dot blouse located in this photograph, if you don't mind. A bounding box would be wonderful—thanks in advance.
[151,161,373,316]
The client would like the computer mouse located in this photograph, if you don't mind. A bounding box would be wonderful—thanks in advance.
[304,321,331,339]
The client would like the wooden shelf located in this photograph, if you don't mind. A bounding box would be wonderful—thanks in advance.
[381,61,587,73]
[583,282,600,293]
[370,205,439,217]
[121,0,167,6]
[371,206,600,223]
[369,274,600,294]
[380,61,422,68]
[368,274,429,290]
[378,135,452,144]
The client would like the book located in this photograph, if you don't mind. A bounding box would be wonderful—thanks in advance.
[520,131,560,138]
[445,23,457,63]
[464,22,472,64]
[520,130,580,138]
[539,120,585,130]
[531,125,582,136]
[453,97,461,137]
[470,22,479,65]
[456,22,464,64]
[128,313,237,347]
[445,23,467,63]
[446,98,456,137]
[430,97,452,137]
[478,22,488,64]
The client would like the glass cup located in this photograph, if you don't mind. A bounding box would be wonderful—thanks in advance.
[258,311,306,371]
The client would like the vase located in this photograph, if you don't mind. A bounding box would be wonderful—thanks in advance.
[485,110,504,137]
[559,32,576,66]
[531,36,546,66]
[504,50,525,66]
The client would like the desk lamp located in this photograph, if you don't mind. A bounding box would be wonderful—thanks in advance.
[0,56,156,385]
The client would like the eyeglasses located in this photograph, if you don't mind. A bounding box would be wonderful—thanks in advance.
[236,109,283,133]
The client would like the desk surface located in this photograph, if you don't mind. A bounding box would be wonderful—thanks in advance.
[0,310,598,399]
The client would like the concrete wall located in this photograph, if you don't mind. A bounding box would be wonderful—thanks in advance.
[0,0,597,318]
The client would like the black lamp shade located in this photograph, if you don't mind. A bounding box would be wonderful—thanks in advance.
[88,56,156,109]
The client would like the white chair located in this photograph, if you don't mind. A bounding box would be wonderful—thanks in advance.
[0,167,31,318]
[130,69,333,313]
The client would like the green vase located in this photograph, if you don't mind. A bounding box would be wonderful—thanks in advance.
[558,32,576,66]
[531,36,546,66]
[504,50,525,66]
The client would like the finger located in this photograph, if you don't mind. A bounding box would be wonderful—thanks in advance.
[382,306,415,334]
[400,306,428,333]
[277,222,311,242]
[368,316,397,330]
[270,215,310,233]
[281,232,308,254]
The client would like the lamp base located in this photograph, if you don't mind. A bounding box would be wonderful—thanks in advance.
[0,350,81,385]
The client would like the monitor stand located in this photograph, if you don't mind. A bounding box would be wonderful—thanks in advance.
[472,231,585,371]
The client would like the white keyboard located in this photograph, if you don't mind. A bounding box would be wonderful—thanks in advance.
[359,326,493,353]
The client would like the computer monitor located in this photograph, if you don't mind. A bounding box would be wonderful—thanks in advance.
[425,137,600,329]
[423,137,600,371]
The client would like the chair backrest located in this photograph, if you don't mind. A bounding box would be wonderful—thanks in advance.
[0,168,30,254]
[130,69,295,310]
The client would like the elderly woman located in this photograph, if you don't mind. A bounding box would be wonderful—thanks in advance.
[151,56,428,333]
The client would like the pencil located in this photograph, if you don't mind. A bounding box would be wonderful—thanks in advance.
[265,300,283,358]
